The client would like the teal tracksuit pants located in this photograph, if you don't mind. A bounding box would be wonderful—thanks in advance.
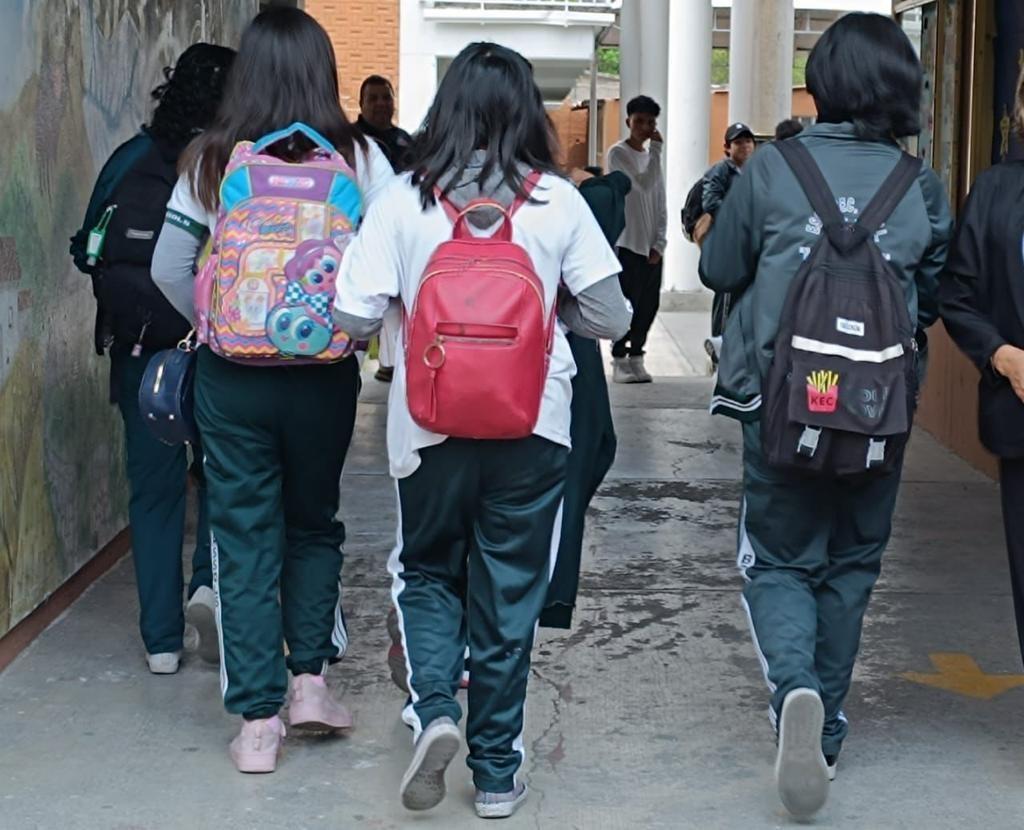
[393,436,568,793]
[739,421,902,757]
[194,348,359,720]
[111,346,211,655]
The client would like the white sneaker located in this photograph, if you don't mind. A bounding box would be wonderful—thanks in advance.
[185,586,219,664]
[400,716,461,811]
[775,688,829,818]
[628,355,653,383]
[147,652,181,675]
[612,357,639,384]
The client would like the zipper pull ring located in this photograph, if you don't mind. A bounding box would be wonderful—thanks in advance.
[131,321,149,358]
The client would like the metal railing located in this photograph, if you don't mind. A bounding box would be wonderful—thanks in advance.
[424,1,621,12]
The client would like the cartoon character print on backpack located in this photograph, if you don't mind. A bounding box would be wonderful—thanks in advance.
[266,240,340,357]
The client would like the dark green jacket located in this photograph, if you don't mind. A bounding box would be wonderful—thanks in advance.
[699,122,953,420]
[578,171,631,245]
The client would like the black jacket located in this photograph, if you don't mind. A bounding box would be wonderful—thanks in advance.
[941,162,1024,458]
[356,116,411,173]
[701,157,741,217]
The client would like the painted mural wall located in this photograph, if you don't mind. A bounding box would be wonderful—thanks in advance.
[0,0,257,636]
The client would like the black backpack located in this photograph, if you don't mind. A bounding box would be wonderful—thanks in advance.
[95,141,191,350]
[761,139,922,477]
[681,176,705,240]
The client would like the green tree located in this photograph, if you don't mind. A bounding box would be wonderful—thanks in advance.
[598,46,620,75]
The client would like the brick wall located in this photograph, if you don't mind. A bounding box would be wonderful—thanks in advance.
[305,0,401,119]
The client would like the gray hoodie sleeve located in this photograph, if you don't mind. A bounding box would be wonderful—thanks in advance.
[558,274,631,340]
[151,223,203,323]
[332,307,383,339]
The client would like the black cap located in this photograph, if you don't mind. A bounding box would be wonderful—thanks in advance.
[725,122,755,143]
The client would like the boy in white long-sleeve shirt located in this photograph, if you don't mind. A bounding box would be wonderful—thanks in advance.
[606,95,667,384]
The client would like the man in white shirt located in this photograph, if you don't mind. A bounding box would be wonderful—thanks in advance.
[606,95,668,383]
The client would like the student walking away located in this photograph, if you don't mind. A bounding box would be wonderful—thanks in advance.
[942,63,1024,673]
[382,166,627,659]
[607,95,667,384]
[541,166,630,628]
[70,43,235,675]
[699,13,951,818]
[333,42,629,819]
[151,7,395,774]
[697,121,756,368]
[357,75,411,383]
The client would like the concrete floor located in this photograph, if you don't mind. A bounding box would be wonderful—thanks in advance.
[2,313,1023,828]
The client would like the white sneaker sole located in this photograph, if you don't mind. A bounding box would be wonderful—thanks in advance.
[475,785,529,819]
[185,599,220,665]
[775,688,828,818]
[146,654,180,675]
[400,721,461,811]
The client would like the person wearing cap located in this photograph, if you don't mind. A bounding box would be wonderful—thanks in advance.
[697,122,757,365]
[700,121,756,231]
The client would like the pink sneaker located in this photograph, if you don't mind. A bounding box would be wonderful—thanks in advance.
[229,716,285,774]
[287,674,354,733]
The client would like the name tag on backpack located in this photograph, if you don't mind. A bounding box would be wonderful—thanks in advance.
[836,317,865,337]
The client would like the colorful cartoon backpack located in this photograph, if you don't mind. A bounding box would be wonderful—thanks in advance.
[194,122,362,364]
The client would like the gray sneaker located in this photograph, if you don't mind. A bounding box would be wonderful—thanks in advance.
[628,355,653,383]
[775,688,829,818]
[475,782,528,819]
[400,716,461,811]
[612,357,638,384]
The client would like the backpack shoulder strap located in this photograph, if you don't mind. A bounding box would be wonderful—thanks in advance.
[510,170,543,216]
[774,139,844,229]
[855,152,922,235]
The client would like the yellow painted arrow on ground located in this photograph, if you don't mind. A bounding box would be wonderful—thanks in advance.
[901,653,1024,700]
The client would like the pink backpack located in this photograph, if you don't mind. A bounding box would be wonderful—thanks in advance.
[194,123,362,364]
[405,172,554,439]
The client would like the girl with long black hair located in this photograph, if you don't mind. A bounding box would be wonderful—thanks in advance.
[334,42,629,818]
[151,7,394,773]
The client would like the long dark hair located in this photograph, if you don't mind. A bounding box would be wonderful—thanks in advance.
[806,12,922,141]
[408,42,561,210]
[148,43,235,152]
[181,7,365,211]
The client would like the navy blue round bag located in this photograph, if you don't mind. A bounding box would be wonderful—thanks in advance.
[138,332,198,445]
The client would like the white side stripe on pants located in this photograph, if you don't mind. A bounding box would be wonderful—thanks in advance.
[387,479,423,741]
[210,532,229,699]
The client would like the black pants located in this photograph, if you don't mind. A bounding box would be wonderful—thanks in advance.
[711,292,731,338]
[541,334,617,628]
[612,247,662,358]
[999,458,1024,667]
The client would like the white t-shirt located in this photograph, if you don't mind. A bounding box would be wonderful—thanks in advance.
[165,137,395,239]
[606,139,667,256]
[335,173,622,479]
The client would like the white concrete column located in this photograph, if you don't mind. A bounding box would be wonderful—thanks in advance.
[639,0,670,116]
[728,0,756,125]
[618,0,642,138]
[729,0,794,134]
[663,0,712,292]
